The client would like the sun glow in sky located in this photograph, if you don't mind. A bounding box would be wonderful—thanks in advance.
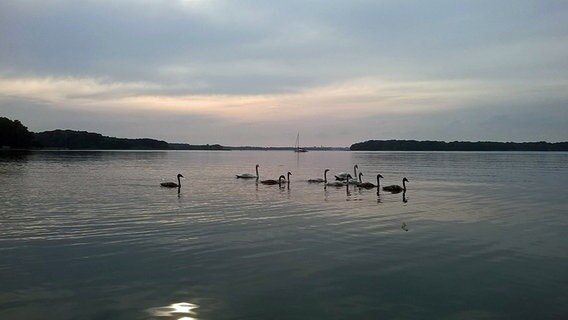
[1,0,567,145]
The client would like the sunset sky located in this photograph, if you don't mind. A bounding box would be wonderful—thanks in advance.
[1,0,567,146]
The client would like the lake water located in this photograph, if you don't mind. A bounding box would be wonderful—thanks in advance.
[1,151,567,319]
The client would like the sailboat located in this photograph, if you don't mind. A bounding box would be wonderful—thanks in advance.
[294,132,308,152]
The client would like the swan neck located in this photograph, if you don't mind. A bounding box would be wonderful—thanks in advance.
[177,175,181,188]
[402,179,406,191]
[255,166,259,178]
[324,170,327,183]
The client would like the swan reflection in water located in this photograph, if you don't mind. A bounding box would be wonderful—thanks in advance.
[147,302,199,320]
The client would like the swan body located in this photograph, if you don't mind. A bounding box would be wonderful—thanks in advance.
[326,179,347,187]
[358,173,384,189]
[261,175,286,185]
[161,174,184,188]
[236,164,259,179]
[308,169,329,183]
[383,177,409,193]
[335,165,358,181]
[334,172,350,180]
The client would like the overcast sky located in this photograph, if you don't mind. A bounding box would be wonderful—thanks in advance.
[1,0,567,146]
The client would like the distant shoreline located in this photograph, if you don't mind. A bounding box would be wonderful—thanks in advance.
[2,117,567,152]
[350,140,568,152]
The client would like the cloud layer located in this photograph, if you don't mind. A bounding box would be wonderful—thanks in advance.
[1,0,567,145]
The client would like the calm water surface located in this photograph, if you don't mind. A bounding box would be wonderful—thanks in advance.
[1,151,567,319]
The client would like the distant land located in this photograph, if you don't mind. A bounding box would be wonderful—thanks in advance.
[33,130,228,150]
[1,117,34,148]
[2,117,567,151]
[350,140,568,151]
[1,117,227,150]
[30,131,345,151]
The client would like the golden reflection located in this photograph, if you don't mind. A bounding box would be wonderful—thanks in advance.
[147,302,199,319]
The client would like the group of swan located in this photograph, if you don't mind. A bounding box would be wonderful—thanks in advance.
[305,164,408,193]
[161,165,409,193]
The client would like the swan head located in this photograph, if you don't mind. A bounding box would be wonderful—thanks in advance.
[403,177,409,183]
[279,175,286,182]
[255,164,259,168]
[354,164,358,169]
[177,174,184,178]
[377,174,384,179]
[324,169,330,173]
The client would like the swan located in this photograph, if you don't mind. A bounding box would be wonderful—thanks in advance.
[358,173,384,189]
[335,164,358,181]
[261,175,286,185]
[236,164,259,179]
[383,177,409,193]
[308,169,330,183]
[282,171,292,183]
[160,174,184,188]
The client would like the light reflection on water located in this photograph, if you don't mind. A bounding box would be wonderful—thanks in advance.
[147,302,198,319]
[0,151,567,319]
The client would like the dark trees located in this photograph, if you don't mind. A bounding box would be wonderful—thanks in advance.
[0,117,33,148]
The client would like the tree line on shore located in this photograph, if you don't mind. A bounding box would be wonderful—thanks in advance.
[350,139,568,151]
[0,117,226,150]
[0,117,34,149]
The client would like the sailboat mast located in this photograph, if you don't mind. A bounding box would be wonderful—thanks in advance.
[294,131,307,152]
